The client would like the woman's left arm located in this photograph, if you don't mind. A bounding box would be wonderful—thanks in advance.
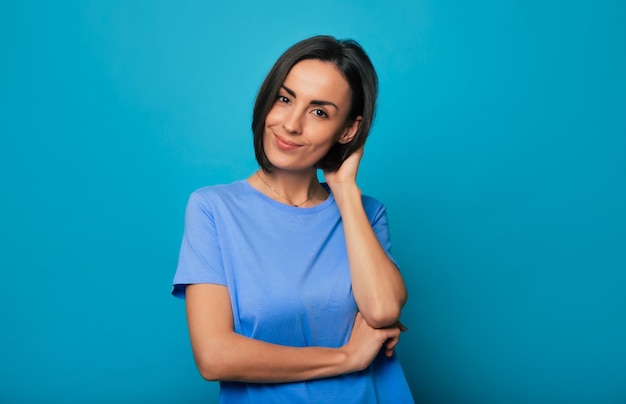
[325,147,408,329]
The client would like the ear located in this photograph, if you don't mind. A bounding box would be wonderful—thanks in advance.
[337,116,362,144]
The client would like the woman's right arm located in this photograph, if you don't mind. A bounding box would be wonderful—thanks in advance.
[186,283,401,383]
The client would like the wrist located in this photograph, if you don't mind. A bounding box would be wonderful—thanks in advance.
[337,345,355,374]
[330,183,361,207]
[338,343,365,374]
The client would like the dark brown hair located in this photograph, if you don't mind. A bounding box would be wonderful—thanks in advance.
[252,35,378,172]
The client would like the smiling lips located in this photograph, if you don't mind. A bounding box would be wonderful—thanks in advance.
[274,133,301,151]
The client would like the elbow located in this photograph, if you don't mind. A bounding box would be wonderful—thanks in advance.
[191,332,242,382]
[196,357,222,381]
[198,368,220,382]
[362,304,403,329]
[194,349,232,382]
[361,290,407,329]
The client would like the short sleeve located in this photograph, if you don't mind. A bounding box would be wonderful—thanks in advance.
[364,197,399,269]
[172,191,227,298]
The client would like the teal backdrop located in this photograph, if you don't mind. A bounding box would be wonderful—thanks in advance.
[1,1,625,403]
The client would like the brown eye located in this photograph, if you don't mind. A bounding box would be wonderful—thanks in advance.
[313,109,328,118]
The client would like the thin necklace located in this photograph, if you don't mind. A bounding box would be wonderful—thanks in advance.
[256,171,318,207]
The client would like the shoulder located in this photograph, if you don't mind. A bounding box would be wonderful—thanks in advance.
[361,193,385,210]
[189,180,249,205]
[360,193,387,221]
[184,180,253,220]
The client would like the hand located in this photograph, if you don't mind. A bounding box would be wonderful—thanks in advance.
[383,321,408,357]
[342,312,405,372]
[323,146,364,190]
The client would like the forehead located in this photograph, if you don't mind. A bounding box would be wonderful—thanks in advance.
[283,59,352,104]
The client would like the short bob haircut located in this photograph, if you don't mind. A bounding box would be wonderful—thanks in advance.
[252,35,378,172]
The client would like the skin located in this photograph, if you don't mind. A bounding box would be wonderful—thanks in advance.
[262,59,358,176]
[186,59,408,383]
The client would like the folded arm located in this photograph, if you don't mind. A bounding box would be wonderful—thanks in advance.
[185,283,401,383]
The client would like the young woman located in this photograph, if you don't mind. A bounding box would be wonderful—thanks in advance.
[173,35,414,403]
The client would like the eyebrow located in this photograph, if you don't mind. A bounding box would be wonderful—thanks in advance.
[281,85,339,111]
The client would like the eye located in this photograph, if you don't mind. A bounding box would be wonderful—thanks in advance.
[312,109,328,118]
[277,95,290,104]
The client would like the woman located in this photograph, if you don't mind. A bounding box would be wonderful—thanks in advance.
[173,35,414,403]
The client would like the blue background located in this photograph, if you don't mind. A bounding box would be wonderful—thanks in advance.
[1,1,625,403]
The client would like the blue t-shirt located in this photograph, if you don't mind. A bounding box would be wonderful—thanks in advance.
[173,180,414,403]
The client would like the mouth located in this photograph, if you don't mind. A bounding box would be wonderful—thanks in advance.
[274,133,301,150]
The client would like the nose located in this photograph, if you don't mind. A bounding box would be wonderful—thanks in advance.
[282,107,302,135]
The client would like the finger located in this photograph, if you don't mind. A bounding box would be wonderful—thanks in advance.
[349,147,365,166]
[384,343,396,357]
[352,146,364,160]
[396,321,408,332]
[340,146,364,168]
[385,336,399,352]
[385,334,401,357]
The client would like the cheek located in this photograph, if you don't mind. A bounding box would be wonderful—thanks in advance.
[328,125,348,144]
[265,105,283,127]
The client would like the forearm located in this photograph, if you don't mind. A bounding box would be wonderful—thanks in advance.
[193,332,351,383]
[333,183,407,328]
[186,284,359,383]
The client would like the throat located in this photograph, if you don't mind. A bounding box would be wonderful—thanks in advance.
[256,171,321,207]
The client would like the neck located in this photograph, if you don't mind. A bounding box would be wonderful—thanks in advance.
[255,169,325,207]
